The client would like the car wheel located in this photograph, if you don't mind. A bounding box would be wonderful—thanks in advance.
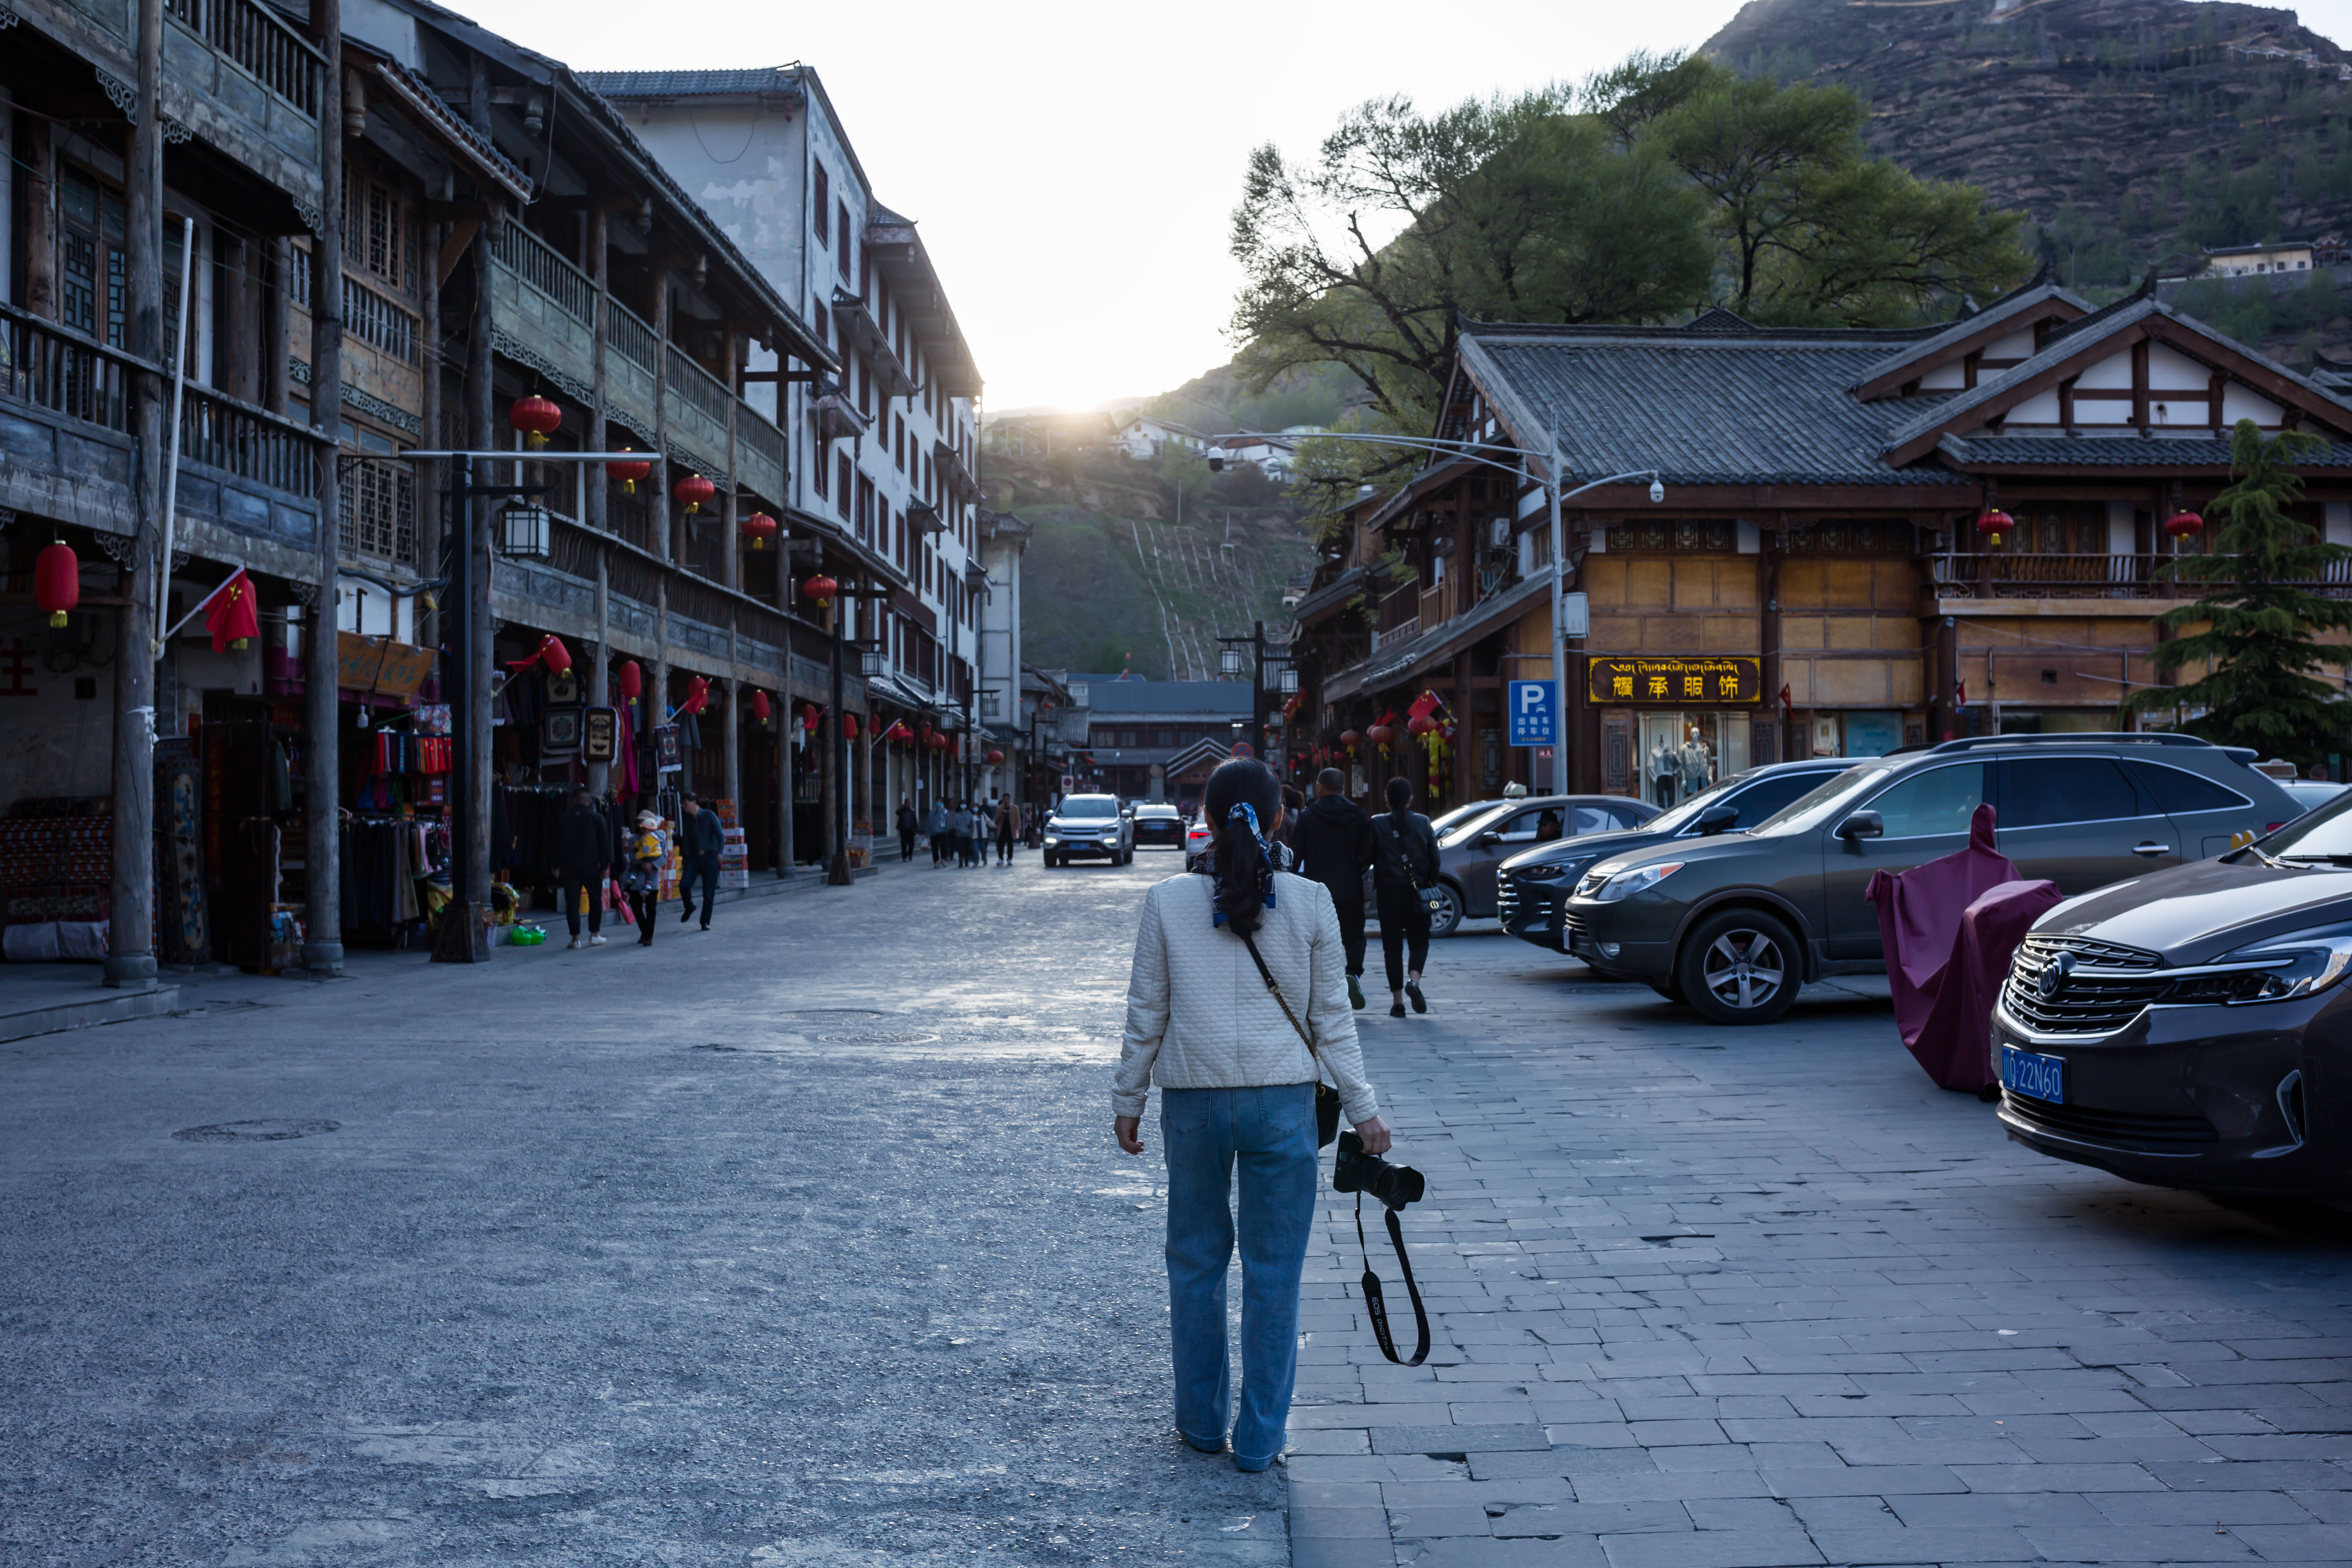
[1045,853,1060,868]
[1677,908,1799,1026]
[1427,882,1464,940]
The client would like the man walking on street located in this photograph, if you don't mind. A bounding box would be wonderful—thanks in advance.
[1290,766,1374,1008]
[928,796,949,866]
[555,788,611,949]
[896,797,918,863]
[677,795,723,930]
[994,793,1018,865]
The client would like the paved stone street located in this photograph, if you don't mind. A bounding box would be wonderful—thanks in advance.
[7,851,2352,1568]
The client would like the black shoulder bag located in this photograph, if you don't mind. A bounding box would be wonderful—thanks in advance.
[1236,928,1431,1367]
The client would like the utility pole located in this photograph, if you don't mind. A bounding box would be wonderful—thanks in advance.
[303,0,345,977]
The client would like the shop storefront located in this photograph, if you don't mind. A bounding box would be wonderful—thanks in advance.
[1590,656,1766,806]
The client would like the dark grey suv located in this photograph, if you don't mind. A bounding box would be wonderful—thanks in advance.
[1562,734,2303,1026]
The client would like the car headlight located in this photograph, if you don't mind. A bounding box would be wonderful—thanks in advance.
[1593,861,1685,903]
[2209,924,2352,1004]
[1043,835,1060,845]
[1525,857,1596,888]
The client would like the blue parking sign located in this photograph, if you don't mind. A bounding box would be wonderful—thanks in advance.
[1507,680,1556,745]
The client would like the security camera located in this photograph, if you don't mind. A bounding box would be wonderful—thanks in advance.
[1648,478,1665,504]
[1207,457,1225,472]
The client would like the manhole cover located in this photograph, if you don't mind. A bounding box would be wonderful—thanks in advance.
[814,1030,939,1046]
[173,1119,340,1143]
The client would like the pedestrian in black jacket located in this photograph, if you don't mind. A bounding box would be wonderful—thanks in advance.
[555,789,612,949]
[1290,767,1374,1008]
[1370,776,1441,1017]
[677,795,725,930]
[896,797,919,862]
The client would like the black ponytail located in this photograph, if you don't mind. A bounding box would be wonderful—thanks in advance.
[1204,758,1281,938]
[1385,774,1414,830]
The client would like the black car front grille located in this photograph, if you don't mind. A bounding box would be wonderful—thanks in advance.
[2003,1092,2219,1153]
[2002,934,2168,1036]
[1497,882,1519,922]
[1562,910,1591,953]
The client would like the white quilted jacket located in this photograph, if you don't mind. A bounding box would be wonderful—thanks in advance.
[1113,870,1379,1125]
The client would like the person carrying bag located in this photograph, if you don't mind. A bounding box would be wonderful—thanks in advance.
[1114,758,1391,1472]
[1368,777,1441,1018]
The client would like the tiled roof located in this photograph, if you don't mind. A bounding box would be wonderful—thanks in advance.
[576,67,800,99]
[1461,327,1972,488]
[1847,281,2095,393]
[1289,566,1365,624]
[1941,434,2352,468]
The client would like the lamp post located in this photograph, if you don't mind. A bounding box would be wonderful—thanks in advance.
[1212,432,1662,791]
[406,447,655,960]
[1214,620,1283,760]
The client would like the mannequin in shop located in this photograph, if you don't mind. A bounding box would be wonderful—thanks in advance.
[1648,737,1680,808]
[1680,726,1713,797]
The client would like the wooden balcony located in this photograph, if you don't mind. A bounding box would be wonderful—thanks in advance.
[1933,551,2352,601]
[0,299,324,552]
[489,222,788,506]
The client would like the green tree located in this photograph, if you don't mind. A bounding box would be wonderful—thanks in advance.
[1158,441,1212,522]
[1638,67,2029,324]
[1229,88,1713,422]
[2122,421,2352,763]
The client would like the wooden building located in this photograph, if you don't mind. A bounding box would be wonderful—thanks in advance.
[1285,274,2352,808]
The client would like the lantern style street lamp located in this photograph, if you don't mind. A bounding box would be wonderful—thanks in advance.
[498,501,551,561]
[1219,644,1244,677]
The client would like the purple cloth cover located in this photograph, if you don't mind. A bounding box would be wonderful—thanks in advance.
[1864,804,2060,1090]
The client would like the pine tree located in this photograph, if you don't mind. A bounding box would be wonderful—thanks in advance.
[2123,420,2352,763]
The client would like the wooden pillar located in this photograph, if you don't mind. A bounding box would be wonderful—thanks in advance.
[651,263,674,563]
[589,556,611,796]
[588,203,610,536]
[263,239,292,415]
[22,117,56,321]
[724,615,741,829]
[653,576,670,810]
[107,0,165,990]
[1760,523,1783,762]
[722,322,741,592]
[302,0,346,976]
[461,218,495,909]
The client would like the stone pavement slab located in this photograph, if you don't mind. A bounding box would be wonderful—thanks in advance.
[1286,935,2352,1566]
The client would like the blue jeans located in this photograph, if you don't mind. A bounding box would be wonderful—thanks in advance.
[680,854,718,924]
[1160,1082,1318,1467]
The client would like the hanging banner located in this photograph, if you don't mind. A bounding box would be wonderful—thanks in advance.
[583,706,617,762]
[654,723,682,773]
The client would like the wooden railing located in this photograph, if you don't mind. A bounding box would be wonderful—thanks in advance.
[342,274,418,364]
[0,299,132,434]
[605,299,658,372]
[1935,551,2352,599]
[739,407,786,476]
[666,344,733,427]
[492,222,594,326]
[181,384,325,497]
[164,0,323,115]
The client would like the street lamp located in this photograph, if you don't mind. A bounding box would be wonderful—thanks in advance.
[1278,665,1299,695]
[1219,644,1243,678]
[1215,428,1664,791]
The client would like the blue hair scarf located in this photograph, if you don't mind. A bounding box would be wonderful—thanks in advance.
[1209,800,1279,928]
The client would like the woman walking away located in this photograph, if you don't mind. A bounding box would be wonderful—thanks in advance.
[995,794,1019,865]
[626,811,665,947]
[1114,757,1390,1472]
[1370,776,1440,1017]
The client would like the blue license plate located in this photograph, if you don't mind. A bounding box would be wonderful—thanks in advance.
[2001,1045,2065,1105]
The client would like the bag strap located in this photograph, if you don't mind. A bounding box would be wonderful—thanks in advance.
[1355,1194,1431,1366]
[1236,928,1317,1062]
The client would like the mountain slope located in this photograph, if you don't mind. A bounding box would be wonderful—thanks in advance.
[1702,0,2352,284]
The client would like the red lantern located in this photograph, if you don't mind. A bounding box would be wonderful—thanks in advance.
[987,749,1005,765]
[1339,728,1362,751]
[742,511,778,550]
[1367,723,1397,748]
[684,675,710,715]
[538,635,572,675]
[802,574,838,607]
[617,659,644,701]
[674,473,715,515]
[929,731,948,751]
[751,689,771,724]
[508,394,561,449]
[607,449,652,494]
[844,713,861,739]
[1407,714,1439,736]
[801,703,820,731]
[1976,508,2014,547]
[35,541,78,628]
[2165,509,2205,539]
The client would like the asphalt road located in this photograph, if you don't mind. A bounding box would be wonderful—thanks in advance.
[9,847,2352,1568]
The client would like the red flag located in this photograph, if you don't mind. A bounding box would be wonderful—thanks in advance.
[1777,683,1792,718]
[206,570,259,652]
[1954,680,1968,710]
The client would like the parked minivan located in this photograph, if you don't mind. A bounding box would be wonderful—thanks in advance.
[1562,734,2302,1025]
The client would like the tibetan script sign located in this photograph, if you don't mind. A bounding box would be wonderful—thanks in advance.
[1588,656,1762,706]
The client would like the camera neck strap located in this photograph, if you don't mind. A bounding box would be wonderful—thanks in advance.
[1354,1194,1431,1367]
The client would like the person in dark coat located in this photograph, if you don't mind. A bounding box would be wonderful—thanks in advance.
[1370,776,1441,1017]
[677,795,725,930]
[896,797,919,862]
[555,789,612,949]
[1289,767,1374,1008]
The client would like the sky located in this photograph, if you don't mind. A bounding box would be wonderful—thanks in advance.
[453,0,2352,414]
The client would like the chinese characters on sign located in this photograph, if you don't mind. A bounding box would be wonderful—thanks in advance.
[1586,656,1762,706]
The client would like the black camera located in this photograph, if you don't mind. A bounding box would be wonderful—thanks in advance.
[1334,1130,1424,1210]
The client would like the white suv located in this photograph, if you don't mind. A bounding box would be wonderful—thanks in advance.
[1044,795,1135,867]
